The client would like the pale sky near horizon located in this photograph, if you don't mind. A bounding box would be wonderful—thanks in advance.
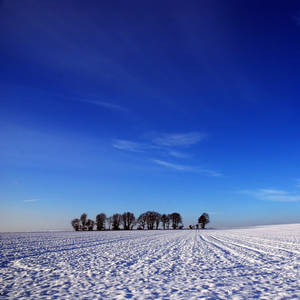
[1,0,300,231]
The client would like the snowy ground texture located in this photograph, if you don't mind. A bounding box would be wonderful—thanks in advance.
[1,224,300,299]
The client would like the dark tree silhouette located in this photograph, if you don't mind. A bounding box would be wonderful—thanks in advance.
[112,213,122,230]
[71,210,185,231]
[96,213,106,231]
[107,216,113,230]
[86,219,95,231]
[170,212,182,229]
[145,211,160,230]
[80,213,87,230]
[166,214,171,229]
[198,213,210,229]
[71,218,80,231]
[137,213,147,229]
[161,214,169,230]
[121,212,135,230]
[155,213,161,229]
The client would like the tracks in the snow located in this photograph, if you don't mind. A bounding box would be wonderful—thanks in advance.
[1,225,300,299]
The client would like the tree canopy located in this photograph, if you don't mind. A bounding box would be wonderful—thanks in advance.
[198,213,210,229]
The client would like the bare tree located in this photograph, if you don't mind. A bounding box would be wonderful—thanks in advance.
[198,213,210,229]
[72,210,186,231]
[170,212,182,229]
[137,213,147,229]
[71,218,80,231]
[112,213,122,230]
[166,214,171,229]
[80,213,87,231]
[155,212,161,229]
[107,216,113,230]
[96,213,106,230]
[161,214,169,230]
[86,219,95,231]
[121,212,135,230]
[145,211,160,230]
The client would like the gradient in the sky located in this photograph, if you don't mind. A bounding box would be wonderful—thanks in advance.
[1,0,300,231]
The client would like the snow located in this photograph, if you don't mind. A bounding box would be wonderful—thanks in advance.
[1,224,300,299]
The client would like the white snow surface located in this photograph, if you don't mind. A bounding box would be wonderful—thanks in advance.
[1,223,300,299]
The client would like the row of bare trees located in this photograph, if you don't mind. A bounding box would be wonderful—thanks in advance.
[71,211,183,231]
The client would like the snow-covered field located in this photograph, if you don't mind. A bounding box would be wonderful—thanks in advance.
[1,224,300,299]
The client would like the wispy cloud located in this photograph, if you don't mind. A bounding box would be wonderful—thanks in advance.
[113,132,205,154]
[112,132,221,177]
[152,159,222,176]
[81,100,127,112]
[112,139,144,152]
[241,189,300,202]
[152,132,206,147]
[168,150,189,158]
[153,159,190,171]
[24,199,39,203]
[295,179,300,188]
[199,169,222,177]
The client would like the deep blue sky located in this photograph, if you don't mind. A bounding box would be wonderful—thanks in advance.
[1,1,300,231]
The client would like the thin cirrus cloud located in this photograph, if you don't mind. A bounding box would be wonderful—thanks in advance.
[152,132,206,147]
[112,132,206,153]
[152,159,222,177]
[81,100,127,112]
[152,159,190,171]
[241,189,300,202]
[23,199,39,203]
[112,139,145,152]
[112,132,221,176]
[168,150,189,158]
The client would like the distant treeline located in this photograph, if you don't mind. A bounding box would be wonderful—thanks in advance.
[71,211,210,231]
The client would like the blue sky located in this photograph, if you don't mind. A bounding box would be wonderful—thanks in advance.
[1,1,300,231]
